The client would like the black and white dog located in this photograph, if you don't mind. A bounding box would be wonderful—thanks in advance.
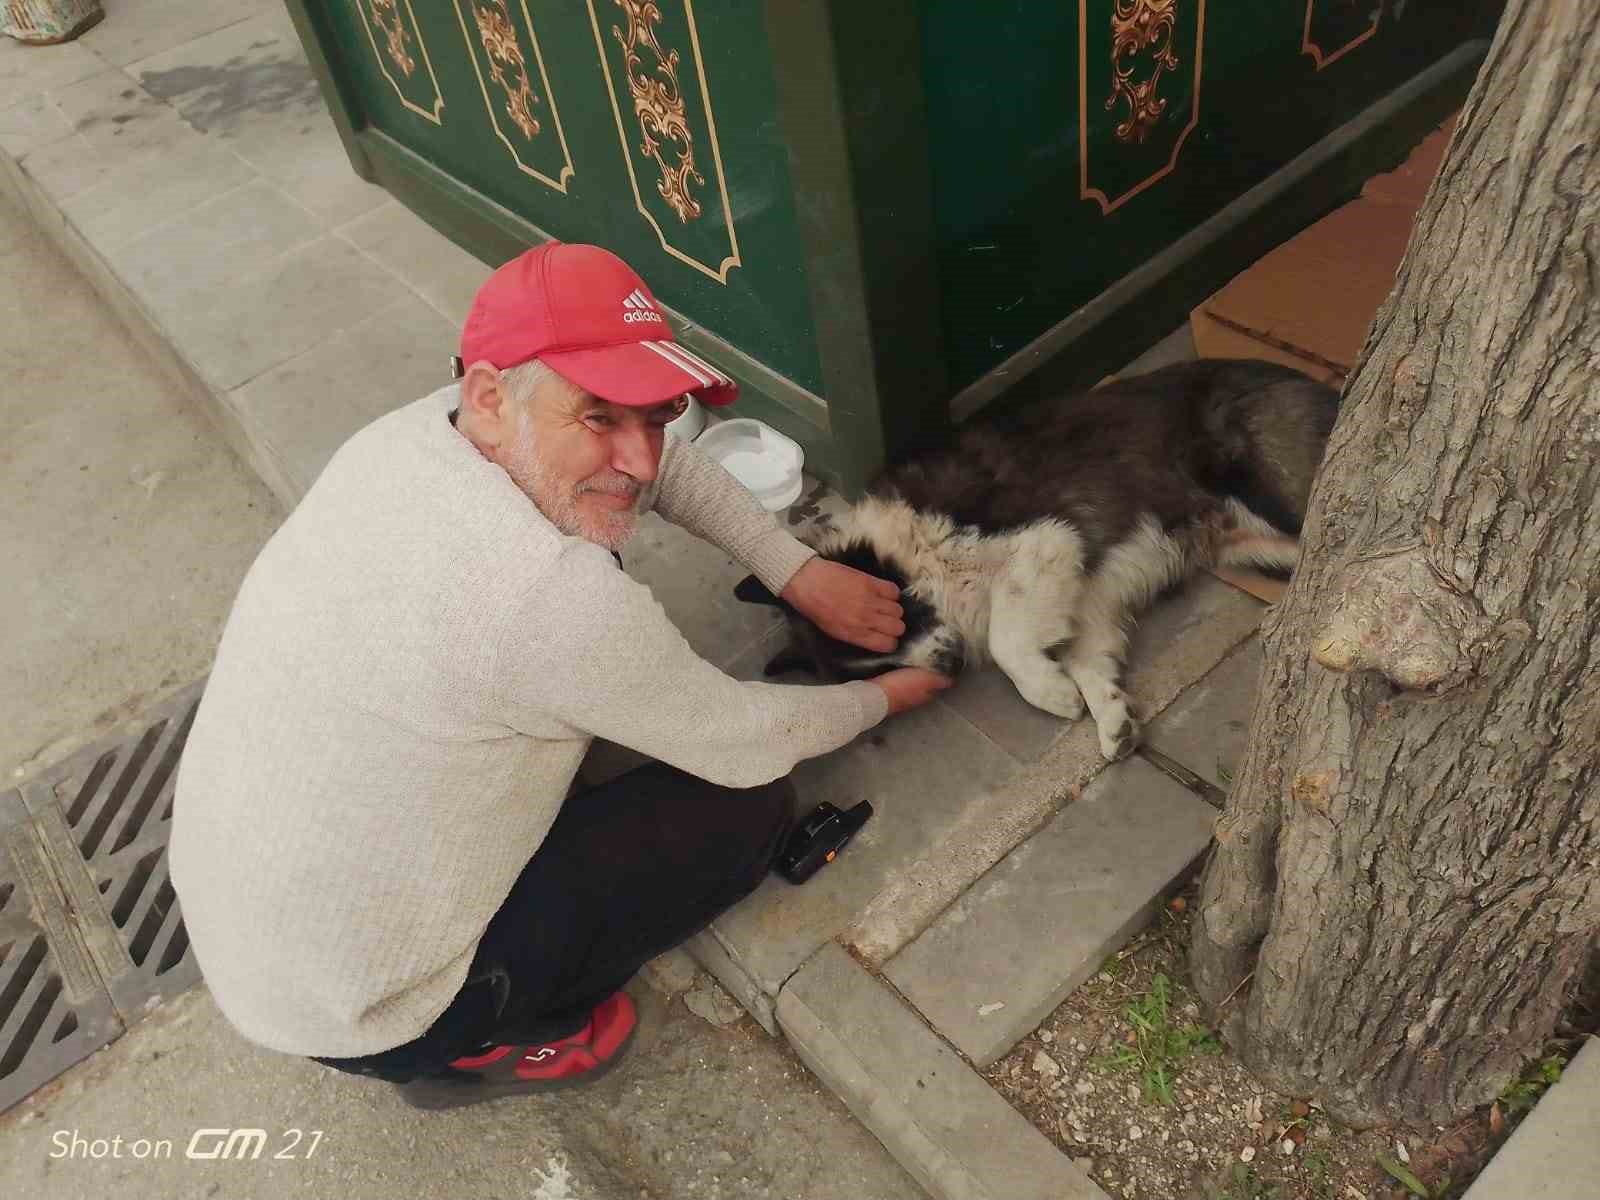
[735,359,1339,761]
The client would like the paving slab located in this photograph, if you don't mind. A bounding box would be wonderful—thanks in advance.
[620,509,790,671]
[0,980,925,1200]
[127,7,386,227]
[883,757,1216,1068]
[777,942,1106,1200]
[848,575,1260,965]
[703,681,1022,1011]
[1463,1036,1600,1200]
[338,201,492,327]
[0,92,73,158]
[60,131,254,250]
[228,289,460,502]
[0,32,102,109]
[101,177,321,318]
[1142,638,1263,793]
[77,0,274,70]
[171,233,403,391]
[11,65,217,207]
[0,186,278,782]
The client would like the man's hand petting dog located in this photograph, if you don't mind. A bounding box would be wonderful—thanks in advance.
[869,668,953,716]
[780,557,906,653]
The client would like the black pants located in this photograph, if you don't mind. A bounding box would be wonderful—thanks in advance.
[313,762,795,1083]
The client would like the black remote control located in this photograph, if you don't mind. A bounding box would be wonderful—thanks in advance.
[775,800,873,884]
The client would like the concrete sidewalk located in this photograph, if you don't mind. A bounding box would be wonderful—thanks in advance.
[0,5,1505,1200]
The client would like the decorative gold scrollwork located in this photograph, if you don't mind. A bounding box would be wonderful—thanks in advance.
[353,0,443,124]
[368,0,416,78]
[1107,0,1180,144]
[474,0,541,140]
[1301,1,1382,71]
[611,0,704,224]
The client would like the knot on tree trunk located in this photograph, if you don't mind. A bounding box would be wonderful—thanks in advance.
[1311,550,1486,693]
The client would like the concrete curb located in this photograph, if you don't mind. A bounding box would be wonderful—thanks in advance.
[1463,1037,1600,1200]
[0,148,293,516]
[777,942,1108,1200]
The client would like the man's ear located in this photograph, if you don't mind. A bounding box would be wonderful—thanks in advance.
[734,574,785,608]
[457,360,511,452]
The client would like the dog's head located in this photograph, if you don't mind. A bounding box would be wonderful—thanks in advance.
[734,538,967,682]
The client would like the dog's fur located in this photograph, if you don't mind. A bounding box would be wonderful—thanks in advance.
[735,359,1339,760]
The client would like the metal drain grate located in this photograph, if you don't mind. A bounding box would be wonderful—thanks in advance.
[1,681,206,1113]
[0,791,123,1113]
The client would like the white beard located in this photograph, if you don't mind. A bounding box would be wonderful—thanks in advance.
[499,417,641,552]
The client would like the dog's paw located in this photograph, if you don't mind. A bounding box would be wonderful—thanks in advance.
[1015,670,1087,721]
[1097,710,1141,761]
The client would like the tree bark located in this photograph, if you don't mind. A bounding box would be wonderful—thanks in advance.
[1189,0,1600,1127]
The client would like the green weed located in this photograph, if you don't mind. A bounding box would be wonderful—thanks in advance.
[1499,1053,1566,1114]
[1202,1163,1282,1200]
[1092,972,1221,1105]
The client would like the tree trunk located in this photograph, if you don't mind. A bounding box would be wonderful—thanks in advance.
[1189,0,1600,1127]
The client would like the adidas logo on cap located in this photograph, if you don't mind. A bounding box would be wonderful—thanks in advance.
[621,288,664,324]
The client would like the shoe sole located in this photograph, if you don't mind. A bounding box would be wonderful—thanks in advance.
[396,1023,637,1111]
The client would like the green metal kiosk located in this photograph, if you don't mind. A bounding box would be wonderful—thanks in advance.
[284,1,1497,493]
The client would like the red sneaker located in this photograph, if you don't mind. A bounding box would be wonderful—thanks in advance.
[398,991,637,1110]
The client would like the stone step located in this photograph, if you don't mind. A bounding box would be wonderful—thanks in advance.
[777,942,1108,1200]
[686,575,1261,1032]
[881,756,1218,1068]
[1142,638,1262,793]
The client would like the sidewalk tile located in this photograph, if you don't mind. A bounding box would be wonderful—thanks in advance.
[102,178,319,315]
[0,35,103,108]
[229,290,458,500]
[1142,638,1262,793]
[0,93,73,158]
[17,72,207,203]
[47,67,185,155]
[339,201,490,326]
[706,691,1020,1002]
[128,9,384,226]
[1123,573,1262,706]
[620,511,788,670]
[884,756,1216,1067]
[78,0,273,69]
[59,133,253,249]
[175,234,402,390]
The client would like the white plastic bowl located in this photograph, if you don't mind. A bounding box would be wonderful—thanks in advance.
[665,394,706,441]
[694,418,805,512]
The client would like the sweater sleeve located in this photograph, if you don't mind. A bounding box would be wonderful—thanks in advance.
[645,432,816,596]
[497,542,888,788]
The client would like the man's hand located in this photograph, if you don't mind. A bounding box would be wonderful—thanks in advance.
[869,668,954,716]
[780,557,905,653]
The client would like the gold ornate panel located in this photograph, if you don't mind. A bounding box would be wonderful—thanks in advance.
[1302,1,1382,71]
[352,0,444,125]
[585,0,742,283]
[451,0,575,191]
[1079,0,1207,216]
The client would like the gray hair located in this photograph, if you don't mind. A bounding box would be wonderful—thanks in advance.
[497,358,565,428]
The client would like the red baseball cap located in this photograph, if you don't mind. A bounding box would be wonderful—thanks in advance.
[458,242,737,408]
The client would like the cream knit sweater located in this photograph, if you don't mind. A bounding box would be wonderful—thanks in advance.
[169,385,886,1057]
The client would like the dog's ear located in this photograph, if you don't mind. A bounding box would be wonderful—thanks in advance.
[734,574,785,608]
